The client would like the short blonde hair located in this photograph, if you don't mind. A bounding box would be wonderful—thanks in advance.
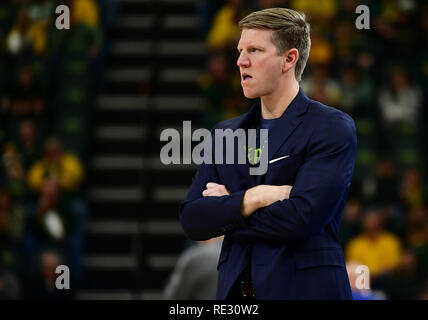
[239,8,311,81]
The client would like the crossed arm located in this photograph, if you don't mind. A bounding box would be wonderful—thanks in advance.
[179,113,357,243]
[202,183,293,218]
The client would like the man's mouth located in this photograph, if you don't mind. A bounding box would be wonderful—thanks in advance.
[242,73,252,82]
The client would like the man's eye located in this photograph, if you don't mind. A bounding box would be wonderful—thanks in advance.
[250,48,259,52]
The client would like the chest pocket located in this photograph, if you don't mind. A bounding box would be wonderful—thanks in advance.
[265,151,304,185]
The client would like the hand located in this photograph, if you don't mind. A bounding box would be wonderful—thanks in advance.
[241,185,293,218]
[202,182,231,197]
[258,185,293,206]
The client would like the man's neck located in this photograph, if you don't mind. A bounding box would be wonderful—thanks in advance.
[260,80,300,119]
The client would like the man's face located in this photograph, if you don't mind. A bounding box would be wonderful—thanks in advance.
[237,28,285,99]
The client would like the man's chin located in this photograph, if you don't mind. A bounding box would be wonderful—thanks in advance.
[243,90,259,99]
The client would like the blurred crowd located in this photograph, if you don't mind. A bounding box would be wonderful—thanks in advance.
[195,0,428,299]
[0,0,114,299]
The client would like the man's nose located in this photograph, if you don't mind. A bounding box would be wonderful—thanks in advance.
[237,52,250,68]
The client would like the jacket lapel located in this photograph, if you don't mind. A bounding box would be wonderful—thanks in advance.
[266,88,310,163]
[225,88,311,185]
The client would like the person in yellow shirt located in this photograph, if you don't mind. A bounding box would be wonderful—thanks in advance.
[26,140,87,287]
[71,0,100,27]
[7,8,48,56]
[290,0,337,21]
[27,137,84,194]
[206,0,252,50]
[346,210,402,279]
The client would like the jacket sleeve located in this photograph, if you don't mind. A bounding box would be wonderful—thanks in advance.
[178,130,247,241]
[231,113,357,244]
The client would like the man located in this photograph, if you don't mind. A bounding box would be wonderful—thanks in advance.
[179,8,357,300]
[163,236,223,300]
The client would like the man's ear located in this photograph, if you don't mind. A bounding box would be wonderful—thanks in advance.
[282,48,299,73]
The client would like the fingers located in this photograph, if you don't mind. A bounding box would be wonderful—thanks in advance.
[203,188,218,197]
[206,182,228,192]
[202,188,219,197]
[206,182,220,188]
[279,185,293,200]
[202,182,230,197]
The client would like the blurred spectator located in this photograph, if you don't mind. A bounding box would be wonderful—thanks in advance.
[27,137,84,194]
[49,0,103,60]
[0,188,25,272]
[206,0,252,51]
[419,7,428,84]
[378,204,406,243]
[372,248,426,300]
[300,65,341,107]
[25,137,86,287]
[10,65,45,119]
[0,188,25,241]
[71,0,100,27]
[290,0,337,23]
[1,119,42,201]
[374,160,400,205]
[15,118,43,171]
[163,236,223,300]
[346,261,385,300]
[346,210,402,280]
[378,67,422,127]
[400,168,426,212]
[338,66,374,117]
[196,0,225,39]
[337,0,359,21]
[0,263,21,300]
[256,0,291,10]
[305,30,334,66]
[333,19,369,67]
[6,7,48,57]
[27,178,68,242]
[404,207,427,248]
[71,0,103,58]
[1,142,28,199]
[24,249,73,299]
[373,0,418,59]
[339,199,362,246]
[26,0,55,24]
[25,177,86,288]
[198,51,245,128]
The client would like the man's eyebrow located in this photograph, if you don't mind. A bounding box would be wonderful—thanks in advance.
[237,45,264,51]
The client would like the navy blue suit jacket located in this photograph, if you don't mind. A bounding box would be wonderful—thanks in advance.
[179,88,357,299]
